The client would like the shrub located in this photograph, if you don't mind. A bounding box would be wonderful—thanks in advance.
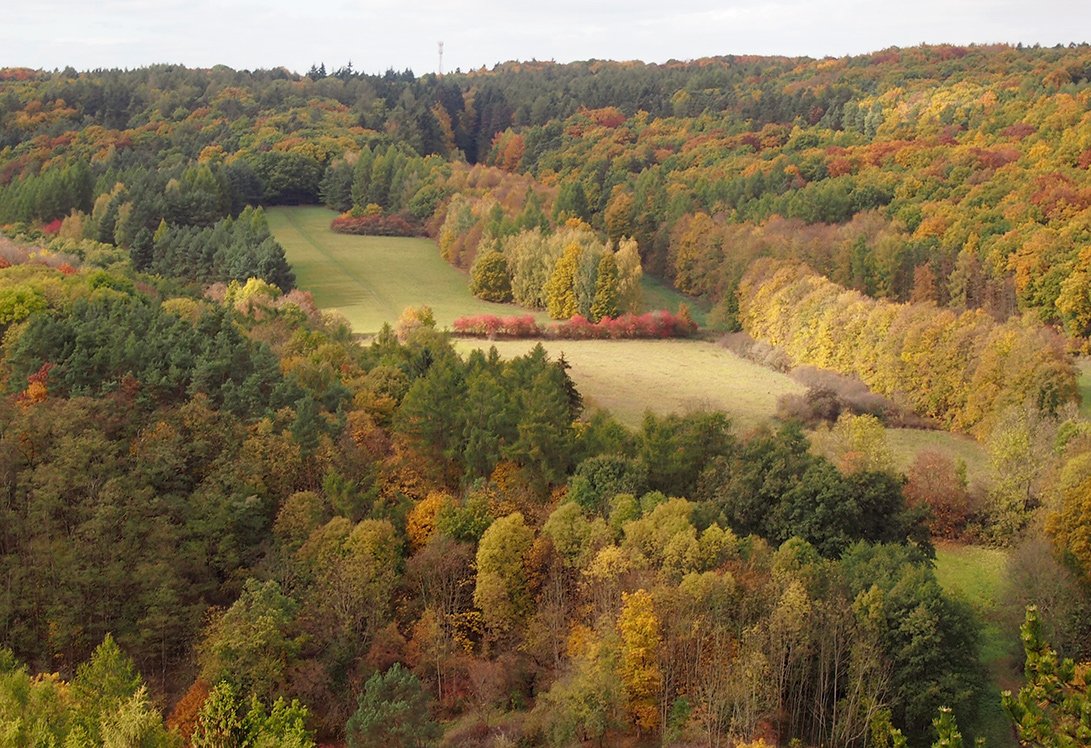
[451,310,698,341]
[330,212,420,237]
[452,315,543,339]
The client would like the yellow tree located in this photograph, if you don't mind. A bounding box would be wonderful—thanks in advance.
[473,512,535,640]
[544,243,582,319]
[618,589,663,734]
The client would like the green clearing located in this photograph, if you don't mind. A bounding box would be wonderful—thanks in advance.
[454,338,805,430]
[268,205,704,333]
[457,339,991,475]
[1079,358,1091,419]
[268,205,543,333]
[887,427,990,486]
[934,544,1018,747]
[640,273,710,325]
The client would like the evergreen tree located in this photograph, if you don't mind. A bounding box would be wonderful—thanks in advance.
[345,664,440,748]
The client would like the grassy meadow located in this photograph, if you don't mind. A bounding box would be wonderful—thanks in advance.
[454,338,805,430]
[268,205,705,333]
[268,206,543,333]
[933,544,1018,746]
[887,427,990,486]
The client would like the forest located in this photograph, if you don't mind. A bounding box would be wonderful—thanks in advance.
[2,44,1091,746]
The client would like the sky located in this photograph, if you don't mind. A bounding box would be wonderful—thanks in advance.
[3,0,1090,75]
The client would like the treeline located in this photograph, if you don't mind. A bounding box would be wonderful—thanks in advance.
[144,207,295,289]
[320,143,450,218]
[737,259,1078,433]
[1,160,294,288]
[469,224,644,321]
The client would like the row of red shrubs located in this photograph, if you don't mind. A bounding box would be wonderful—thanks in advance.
[452,310,698,340]
[330,213,420,237]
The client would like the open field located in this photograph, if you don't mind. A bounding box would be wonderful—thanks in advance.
[455,338,805,430]
[934,544,1018,746]
[457,339,991,472]
[269,205,704,333]
[268,206,543,333]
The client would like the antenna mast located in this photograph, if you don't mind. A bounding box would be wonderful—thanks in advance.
[438,41,444,77]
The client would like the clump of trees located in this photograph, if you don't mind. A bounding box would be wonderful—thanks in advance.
[738,259,1078,434]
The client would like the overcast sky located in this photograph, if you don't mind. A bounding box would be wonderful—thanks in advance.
[3,0,1090,75]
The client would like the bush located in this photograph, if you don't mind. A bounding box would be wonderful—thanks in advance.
[452,314,543,339]
[904,450,972,539]
[451,310,698,341]
[331,212,420,237]
[551,311,697,340]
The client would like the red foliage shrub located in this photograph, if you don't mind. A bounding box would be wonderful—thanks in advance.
[41,219,62,236]
[551,310,697,340]
[451,310,697,340]
[452,314,543,339]
[904,450,972,540]
[330,212,420,237]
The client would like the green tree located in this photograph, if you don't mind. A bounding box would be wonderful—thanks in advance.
[590,251,620,321]
[345,664,440,748]
[567,455,648,515]
[192,681,314,748]
[198,579,300,701]
[473,512,535,638]
[531,631,622,747]
[841,543,981,741]
[1002,605,1091,745]
[469,249,513,302]
[553,180,590,222]
[507,366,574,483]
[70,633,143,740]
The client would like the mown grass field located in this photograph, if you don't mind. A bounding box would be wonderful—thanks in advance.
[268,206,543,333]
[454,338,806,430]
[934,544,1018,746]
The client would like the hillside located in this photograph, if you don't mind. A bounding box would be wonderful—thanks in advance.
[3,49,1091,747]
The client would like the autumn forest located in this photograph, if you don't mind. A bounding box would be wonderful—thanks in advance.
[2,43,1091,747]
